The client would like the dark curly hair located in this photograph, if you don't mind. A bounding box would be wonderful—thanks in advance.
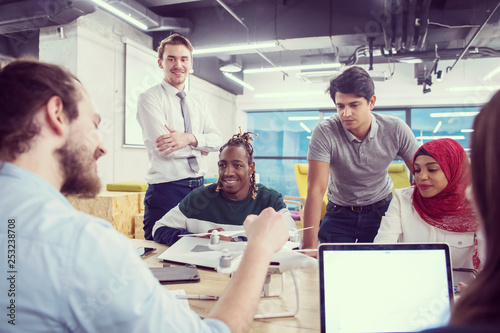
[0,59,81,161]
[327,66,375,104]
[216,128,258,199]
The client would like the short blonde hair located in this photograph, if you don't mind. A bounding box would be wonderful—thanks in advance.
[157,33,194,60]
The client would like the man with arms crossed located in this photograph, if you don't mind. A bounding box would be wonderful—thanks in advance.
[137,33,221,240]
[0,59,288,333]
[303,66,419,252]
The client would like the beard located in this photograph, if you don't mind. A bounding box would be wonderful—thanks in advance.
[56,138,102,198]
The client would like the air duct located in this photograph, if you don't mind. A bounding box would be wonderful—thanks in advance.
[0,0,192,35]
[299,53,341,71]
[97,0,191,32]
[405,0,417,51]
[381,0,431,53]
[0,0,96,35]
[296,53,341,83]
[415,0,432,51]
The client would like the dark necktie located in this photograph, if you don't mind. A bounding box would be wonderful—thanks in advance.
[176,91,199,173]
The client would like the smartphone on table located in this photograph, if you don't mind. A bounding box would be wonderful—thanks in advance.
[137,247,156,257]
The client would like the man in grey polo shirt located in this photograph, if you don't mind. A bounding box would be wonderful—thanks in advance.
[302,66,419,252]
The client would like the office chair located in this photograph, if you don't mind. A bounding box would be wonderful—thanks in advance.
[290,163,328,221]
[388,163,411,193]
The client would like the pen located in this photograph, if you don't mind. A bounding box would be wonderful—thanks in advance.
[176,295,219,300]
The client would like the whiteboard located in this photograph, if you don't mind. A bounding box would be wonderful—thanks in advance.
[124,42,163,146]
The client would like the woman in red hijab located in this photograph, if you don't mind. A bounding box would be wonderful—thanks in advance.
[374,138,481,270]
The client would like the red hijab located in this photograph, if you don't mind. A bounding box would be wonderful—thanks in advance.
[412,139,480,268]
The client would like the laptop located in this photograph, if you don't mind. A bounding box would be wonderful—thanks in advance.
[319,243,453,333]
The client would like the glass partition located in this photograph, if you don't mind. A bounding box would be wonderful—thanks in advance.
[247,106,478,197]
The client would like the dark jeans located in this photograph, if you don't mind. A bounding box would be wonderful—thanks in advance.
[143,178,203,240]
[318,196,391,243]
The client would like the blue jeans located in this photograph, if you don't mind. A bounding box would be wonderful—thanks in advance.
[318,198,391,243]
[143,179,203,240]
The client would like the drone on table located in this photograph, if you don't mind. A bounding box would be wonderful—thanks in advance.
[179,226,308,251]
[158,227,317,318]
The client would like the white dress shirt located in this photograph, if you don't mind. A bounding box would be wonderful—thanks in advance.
[137,80,222,184]
[0,162,229,333]
[374,186,480,269]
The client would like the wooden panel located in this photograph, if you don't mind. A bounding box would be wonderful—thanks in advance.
[66,189,146,239]
[135,213,145,240]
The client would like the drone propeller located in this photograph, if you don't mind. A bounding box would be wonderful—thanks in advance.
[178,229,245,238]
[292,248,318,252]
[289,226,313,234]
[180,226,311,238]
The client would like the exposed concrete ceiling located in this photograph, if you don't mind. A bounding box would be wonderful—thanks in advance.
[144,0,500,94]
[1,0,499,94]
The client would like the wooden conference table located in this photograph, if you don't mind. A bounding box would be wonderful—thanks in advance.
[133,239,321,333]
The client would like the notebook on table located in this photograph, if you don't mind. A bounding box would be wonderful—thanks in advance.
[319,243,453,333]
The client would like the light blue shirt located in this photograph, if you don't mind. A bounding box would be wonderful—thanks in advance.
[0,162,230,333]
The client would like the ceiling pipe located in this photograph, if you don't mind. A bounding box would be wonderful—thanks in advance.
[405,0,417,51]
[368,37,375,70]
[215,0,286,76]
[342,45,369,66]
[415,0,431,51]
[215,0,249,33]
[0,0,95,35]
[380,46,500,62]
[446,1,500,73]
[394,0,403,52]
[382,0,393,52]
[254,49,289,77]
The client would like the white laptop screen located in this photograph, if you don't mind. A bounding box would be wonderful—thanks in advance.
[319,243,453,333]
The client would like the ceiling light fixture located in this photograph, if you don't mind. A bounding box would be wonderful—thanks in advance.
[288,116,320,121]
[219,55,242,73]
[299,122,312,133]
[256,91,324,99]
[446,85,500,92]
[483,66,500,81]
[369,71,391,82]
[416,135,466,140]
[296,70,339,83]
[222,72,254,91]
[219,63,242,73]
[398,57,423,64]
[432,121,442,134]
[430,112,479,118]
[244,63,341,74]
[91,0,148,30]
[193,42,278,55]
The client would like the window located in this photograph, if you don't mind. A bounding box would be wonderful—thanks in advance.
[411,107,479,150]
[247,111,320,197]
[247,106,477,198]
